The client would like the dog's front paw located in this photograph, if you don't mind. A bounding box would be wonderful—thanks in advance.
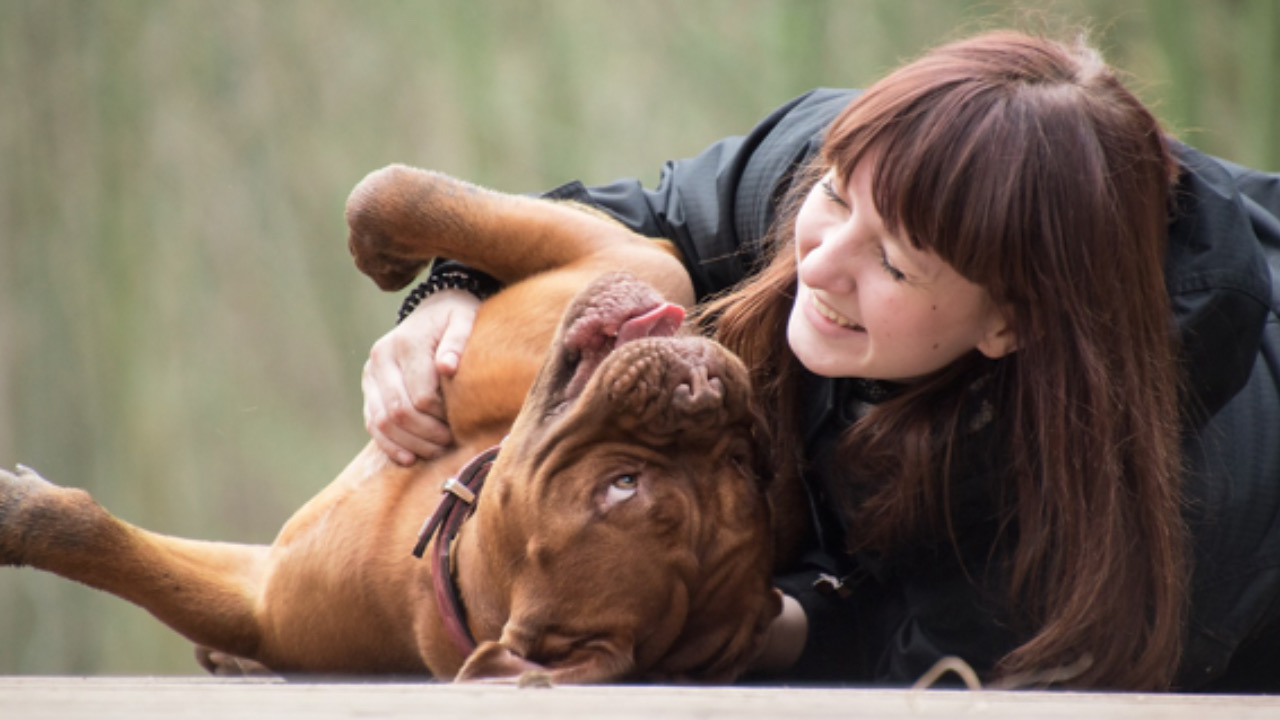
[345,165,432,290]
[346,164,490,291]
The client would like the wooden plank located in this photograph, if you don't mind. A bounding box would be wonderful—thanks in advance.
[2,677,1278,719]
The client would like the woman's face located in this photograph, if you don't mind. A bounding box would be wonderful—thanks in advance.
[787,161,1015,382]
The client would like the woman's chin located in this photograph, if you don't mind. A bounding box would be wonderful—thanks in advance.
[787,317,866,379]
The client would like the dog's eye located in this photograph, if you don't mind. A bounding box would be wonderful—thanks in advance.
[604,474,639,506]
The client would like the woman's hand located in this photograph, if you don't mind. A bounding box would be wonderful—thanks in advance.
[751,592,808,675]
[362,289,480,465]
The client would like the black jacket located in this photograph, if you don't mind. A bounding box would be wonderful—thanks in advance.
[548,89,1280,689]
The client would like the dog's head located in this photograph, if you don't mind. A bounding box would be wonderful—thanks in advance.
[457,273,779,684]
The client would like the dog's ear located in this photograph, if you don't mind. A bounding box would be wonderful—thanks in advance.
[454,641,547,683]
[455,638,635,685]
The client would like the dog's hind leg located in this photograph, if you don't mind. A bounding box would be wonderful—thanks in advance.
[0,465,269,663]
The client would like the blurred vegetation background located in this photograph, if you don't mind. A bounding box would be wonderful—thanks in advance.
[1,0,1276,675]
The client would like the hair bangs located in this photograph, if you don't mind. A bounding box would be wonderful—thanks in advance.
[826,80,1042,305]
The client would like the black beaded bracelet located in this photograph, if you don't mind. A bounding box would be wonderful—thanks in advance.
[396,264,503,324]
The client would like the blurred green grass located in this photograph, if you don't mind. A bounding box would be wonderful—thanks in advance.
[1,0,1276,675]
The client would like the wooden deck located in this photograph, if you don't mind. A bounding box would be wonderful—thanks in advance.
[3,677,1278,719]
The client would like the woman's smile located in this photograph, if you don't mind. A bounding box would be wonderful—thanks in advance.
[808,288,864,332]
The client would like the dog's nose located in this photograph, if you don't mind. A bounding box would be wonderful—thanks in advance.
[671,366,725,414]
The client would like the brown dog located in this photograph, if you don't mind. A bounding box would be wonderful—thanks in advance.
[0,165,783,683]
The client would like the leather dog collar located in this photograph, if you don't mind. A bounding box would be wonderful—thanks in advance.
[412,444,501,659]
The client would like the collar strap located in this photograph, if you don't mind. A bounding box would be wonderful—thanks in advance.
[412,444,501,657]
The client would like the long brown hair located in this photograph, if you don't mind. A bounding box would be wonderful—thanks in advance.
[701,31,1186,690]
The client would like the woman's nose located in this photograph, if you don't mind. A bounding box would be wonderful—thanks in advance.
[801,225,858,293]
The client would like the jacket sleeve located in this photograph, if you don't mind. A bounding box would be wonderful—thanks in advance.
[1165,144,1275,425]
[1215,156,1280,311]
[546,89,858,300]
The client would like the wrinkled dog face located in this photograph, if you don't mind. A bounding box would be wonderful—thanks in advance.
[462,273,779,683]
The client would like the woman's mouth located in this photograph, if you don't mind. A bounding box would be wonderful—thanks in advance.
[810,292,865,332]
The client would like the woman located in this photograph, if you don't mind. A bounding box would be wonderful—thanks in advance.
[363,31,1280,690]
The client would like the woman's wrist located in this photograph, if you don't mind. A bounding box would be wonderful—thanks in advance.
[397,261,501,324]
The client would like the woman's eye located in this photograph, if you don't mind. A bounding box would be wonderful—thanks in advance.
[821,179,849,209]
[880,249,907,281]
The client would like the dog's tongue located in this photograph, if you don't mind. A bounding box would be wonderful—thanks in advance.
[617,303,685,344]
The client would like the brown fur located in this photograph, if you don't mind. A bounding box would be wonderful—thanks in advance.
[0,165,784,683]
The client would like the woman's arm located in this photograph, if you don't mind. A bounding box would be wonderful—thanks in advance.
[549,88,857,299]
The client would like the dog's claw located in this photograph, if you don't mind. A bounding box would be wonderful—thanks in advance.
[195,646,275,677]
[14,464,49,485]
[516,670,555,689]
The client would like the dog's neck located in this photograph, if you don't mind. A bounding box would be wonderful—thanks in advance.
[413,444,501,660]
